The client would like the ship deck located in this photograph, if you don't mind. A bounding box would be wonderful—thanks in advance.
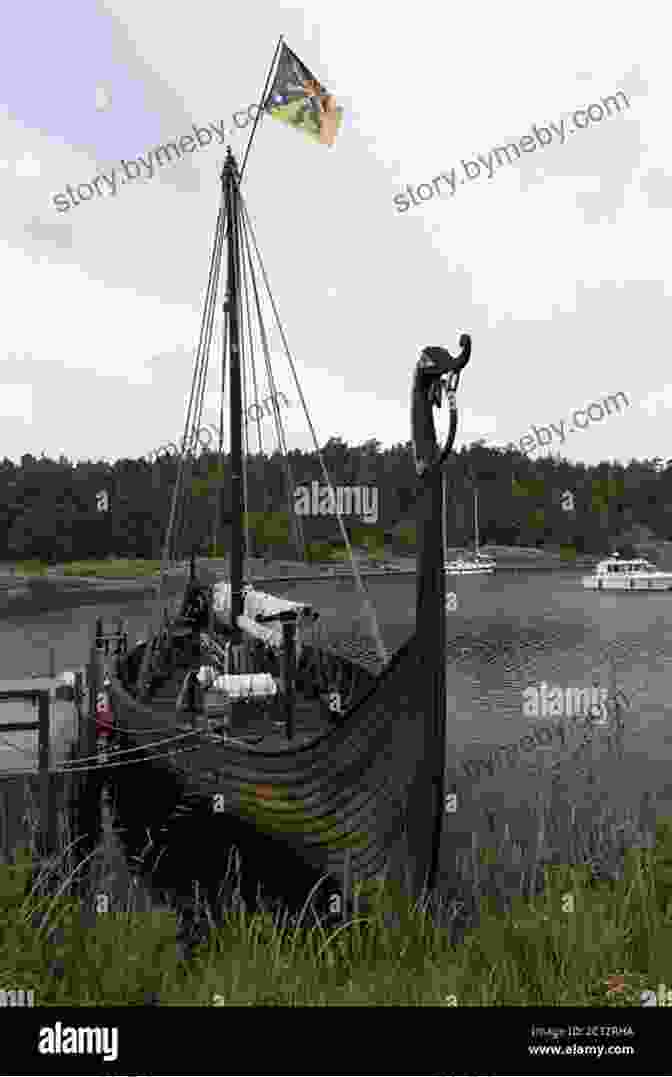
[119,651,336,753]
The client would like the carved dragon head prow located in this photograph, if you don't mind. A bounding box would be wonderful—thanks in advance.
[411,335,472,478]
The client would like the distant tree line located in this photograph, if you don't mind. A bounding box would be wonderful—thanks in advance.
[0,439,669,564]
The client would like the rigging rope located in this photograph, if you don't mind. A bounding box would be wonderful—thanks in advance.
[137,193,226,691]
[0,739,215,779]
[137,153,388,671]
[0,706,271,777]
[238,264,253,573]
[239,209,306,562]
[239,193,388,665]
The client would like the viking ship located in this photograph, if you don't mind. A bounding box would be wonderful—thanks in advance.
[96,38,473,910]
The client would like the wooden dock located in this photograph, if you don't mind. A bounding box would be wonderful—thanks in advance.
[0,645,144,908]
[0,673,82,864]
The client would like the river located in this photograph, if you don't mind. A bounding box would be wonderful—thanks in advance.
[1,569,669,907]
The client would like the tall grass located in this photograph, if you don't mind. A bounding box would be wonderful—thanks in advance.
[2,635,664,1006]
[2,786,672,1005]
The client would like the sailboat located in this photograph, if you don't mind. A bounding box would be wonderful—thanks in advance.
[445,484,495,575]
[95,38,473,913]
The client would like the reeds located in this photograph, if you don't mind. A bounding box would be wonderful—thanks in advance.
[6,560,166,578]
[3,775,672,1005]
[3,647,668,1005]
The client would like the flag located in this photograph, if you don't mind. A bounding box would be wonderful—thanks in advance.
[263,43,343,147]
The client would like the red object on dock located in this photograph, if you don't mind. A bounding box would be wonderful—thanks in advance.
[95,692,114,738]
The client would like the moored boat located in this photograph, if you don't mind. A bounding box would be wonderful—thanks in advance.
[582,552,672,591]
[444,485,495,574]
[445,553,496,575]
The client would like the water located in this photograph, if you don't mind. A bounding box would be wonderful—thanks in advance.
[0,597,162,771]
[439,569,672,864]
[1,570,670,907]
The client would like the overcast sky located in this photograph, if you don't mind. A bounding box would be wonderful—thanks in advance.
[0,0,669,469]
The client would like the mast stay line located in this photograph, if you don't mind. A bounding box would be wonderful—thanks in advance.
[138,41,390,692]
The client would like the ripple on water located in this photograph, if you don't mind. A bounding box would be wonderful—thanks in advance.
[3,576,672,892]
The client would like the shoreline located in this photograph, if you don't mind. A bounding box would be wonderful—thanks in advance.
[0,556,599,619]
[0,575,186,621]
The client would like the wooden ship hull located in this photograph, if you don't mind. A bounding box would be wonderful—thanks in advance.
[100,328,469,906]
[101,622,443,902]
[90,44,473,911]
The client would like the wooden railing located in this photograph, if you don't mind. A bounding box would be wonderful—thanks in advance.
[0,687,57,858]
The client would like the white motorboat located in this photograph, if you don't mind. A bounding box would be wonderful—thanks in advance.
[582,553,672,591]
[445,553,496,575]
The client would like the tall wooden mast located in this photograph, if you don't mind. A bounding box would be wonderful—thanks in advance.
[474,486,479,555]
[222,148,245,634]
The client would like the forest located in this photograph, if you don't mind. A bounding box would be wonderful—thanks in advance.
[0,437,669,564]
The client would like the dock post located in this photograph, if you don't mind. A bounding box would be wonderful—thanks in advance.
[86,644,99,762]
[73,671,84,745]
[0,786,9,863]
[282,622,296,741]
[342,847,351,924]
[37,689,56,857]
[70,670,84,841]
[78,643,102,866]
[48,647,55,679]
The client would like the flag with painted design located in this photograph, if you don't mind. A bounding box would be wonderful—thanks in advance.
[264,43,342,146]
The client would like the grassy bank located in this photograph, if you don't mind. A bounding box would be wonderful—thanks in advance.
[2,801,671,1006]
[0,560,164,579]
[2,547,596,582]
[1,560,50,576]
[60,559,164,578]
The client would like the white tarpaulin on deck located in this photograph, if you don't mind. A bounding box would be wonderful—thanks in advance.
[212,583,316,624]
[212,583,317,656]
